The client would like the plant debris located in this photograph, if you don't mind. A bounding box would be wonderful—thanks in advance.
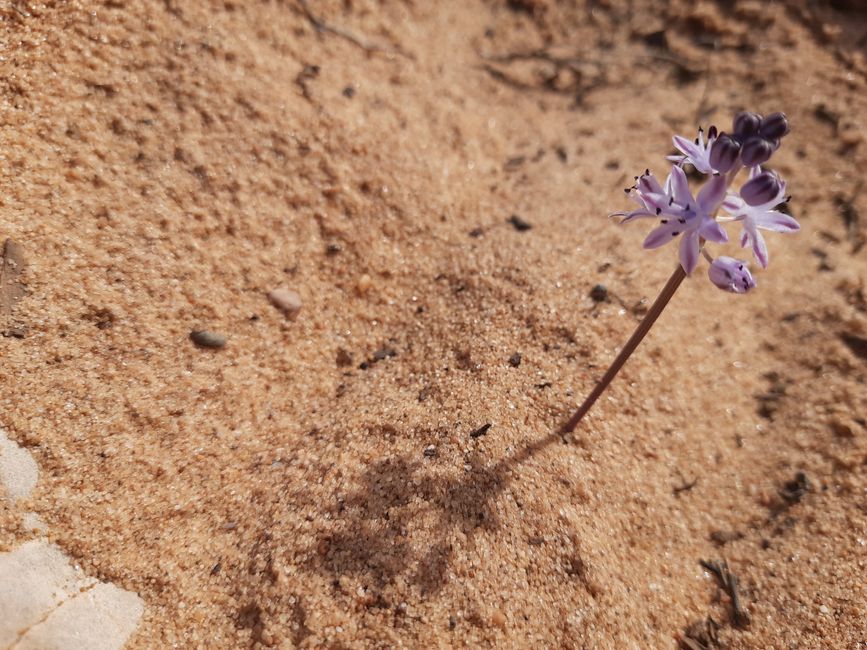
[699,559,750,628]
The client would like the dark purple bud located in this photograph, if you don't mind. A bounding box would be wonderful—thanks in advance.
[740,170,782,206]
[758,112,789,140]
[740,136,774,166]
[709,133,741,172]
[733,112,762,139]
[707,125,718,140]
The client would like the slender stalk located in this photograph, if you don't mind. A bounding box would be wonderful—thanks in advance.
[562,264,687,433]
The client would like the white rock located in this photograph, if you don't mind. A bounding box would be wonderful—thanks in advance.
[0,429,39,500]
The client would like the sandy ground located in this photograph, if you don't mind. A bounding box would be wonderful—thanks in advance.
[1,0,866,648]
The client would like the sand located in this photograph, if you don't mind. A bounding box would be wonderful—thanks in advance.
[1,0,866,647]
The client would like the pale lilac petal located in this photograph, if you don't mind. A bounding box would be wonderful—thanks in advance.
[643,222,677,249]
[637,174,664,195]
[739,229,749,247]
[672,135,703,159]
[679,230,701,274]
[669,165,693,206]
[697,175,727,214]
[698,218,729,244]
[722,194,744,214]
[752,229,769,268]
[753,211,800,232]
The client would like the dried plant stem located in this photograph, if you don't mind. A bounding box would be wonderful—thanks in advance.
[562,264,687,433]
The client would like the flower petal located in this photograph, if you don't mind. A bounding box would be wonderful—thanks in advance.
[679,230,701,274]
[698,217,729,243]
[669,165,693,206]
[697,175,727,214]
[752,228,769,268]
[753,210,800,232]
[643,222,678,249]
[672,135,702,159]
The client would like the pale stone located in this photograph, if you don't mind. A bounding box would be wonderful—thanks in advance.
[268,288,302,319]
[0,428,39,500]
[16,582,144,650]
[0,540,83,647]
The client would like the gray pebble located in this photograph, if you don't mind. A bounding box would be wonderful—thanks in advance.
[190,330,227,349]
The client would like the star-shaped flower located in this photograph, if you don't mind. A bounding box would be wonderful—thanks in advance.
[722,167,800,268]
[617,165,729,274]
[668,126,717,174]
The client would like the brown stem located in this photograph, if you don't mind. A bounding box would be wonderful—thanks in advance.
[562,263,687,433]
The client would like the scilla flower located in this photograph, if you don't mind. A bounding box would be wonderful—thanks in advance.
[708,256,757,293]
[563,110,799,434]
[722,167,800,268]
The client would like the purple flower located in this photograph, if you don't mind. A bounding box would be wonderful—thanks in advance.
[722,167,800,268]
[616,166,729,274]
[668,126,718,174]
[708,256,757,294]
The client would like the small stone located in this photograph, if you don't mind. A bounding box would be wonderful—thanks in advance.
[335,348,353,367]
[589,284,608,302]
[356,274,372,295]
[423,445,437,458]
[508,215,532,231]
[268,288,302,320]
[490,609,507,628]
[830,417,854,438]
[508,352,521,367]
[470,423,491,439]
[190,330,226,349]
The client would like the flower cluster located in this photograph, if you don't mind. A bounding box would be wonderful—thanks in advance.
[614,111,800,293]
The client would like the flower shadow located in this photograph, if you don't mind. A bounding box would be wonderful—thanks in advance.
[306,431,563,596]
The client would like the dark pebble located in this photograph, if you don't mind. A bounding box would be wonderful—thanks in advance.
[508,214,532,231]
[470,423,491,439]
[372,347,397,361]
[508,352,522,367]
[342,86,355,98]
[589,284,608,302]
[190,330,227,349]
[469,227,484,238]
[336,347,353,367]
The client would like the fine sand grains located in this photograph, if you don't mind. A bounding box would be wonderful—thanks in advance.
[1,1,866,648]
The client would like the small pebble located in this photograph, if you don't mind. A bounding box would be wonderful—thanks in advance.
[423,445,437,458]
[508,352,522,367]
[589,284,608,302]
[268,288,302,320]
[336,348,353,367]
[491,609,507,628]
[508,214,532,231]
[356,274,372,295]
[190,330,226,349]
[470,423,491,439]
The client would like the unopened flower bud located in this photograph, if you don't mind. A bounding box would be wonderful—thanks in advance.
[740,171,782,206]
[758,112,789,140]
[733,112,762,139]
[709,133,741,172]
[741,136,774,166]
[708,256,756,294]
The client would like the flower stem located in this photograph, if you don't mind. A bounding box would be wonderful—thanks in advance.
[562,264,687,433]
